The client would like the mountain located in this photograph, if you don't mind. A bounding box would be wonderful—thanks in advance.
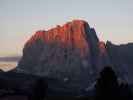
[16,20,133,91]
[106,41,133,84]
[0,56,21,62]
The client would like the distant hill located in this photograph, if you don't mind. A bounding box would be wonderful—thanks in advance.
[0,56,21,62]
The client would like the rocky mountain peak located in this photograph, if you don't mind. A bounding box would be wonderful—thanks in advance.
[25,20,91,57]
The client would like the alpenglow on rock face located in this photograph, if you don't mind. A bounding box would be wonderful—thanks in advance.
[16,20,133,90]
[17,20,109,88]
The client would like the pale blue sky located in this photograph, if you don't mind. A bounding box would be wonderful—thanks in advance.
[0,0,133,56]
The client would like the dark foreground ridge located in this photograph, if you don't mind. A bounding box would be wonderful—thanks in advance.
[0,66,133,100]
[0,70,47,100]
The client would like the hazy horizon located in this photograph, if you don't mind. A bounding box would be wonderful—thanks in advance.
[0,0,133,56]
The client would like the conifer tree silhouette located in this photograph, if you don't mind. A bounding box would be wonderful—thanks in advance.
[95,66,119,100]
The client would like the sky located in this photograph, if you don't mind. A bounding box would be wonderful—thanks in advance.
[0,0,133,56]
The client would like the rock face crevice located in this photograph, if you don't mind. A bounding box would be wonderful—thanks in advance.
[17,20,133,89]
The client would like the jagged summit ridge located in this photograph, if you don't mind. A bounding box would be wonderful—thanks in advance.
[26,20,93,57]
[26,20,89,44]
